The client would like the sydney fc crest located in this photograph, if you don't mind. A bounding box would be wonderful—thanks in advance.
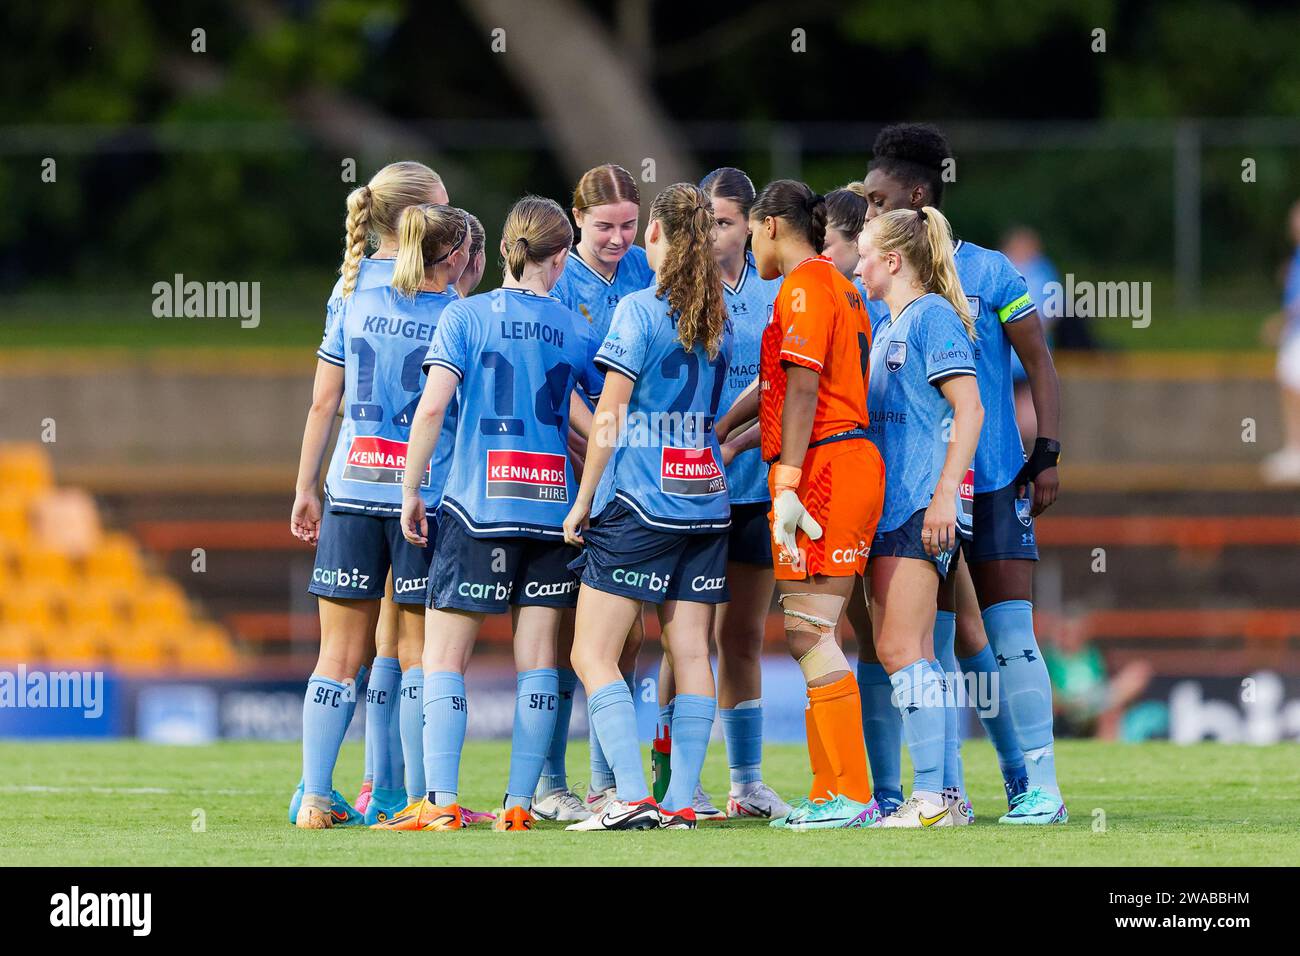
[885,340,907,372]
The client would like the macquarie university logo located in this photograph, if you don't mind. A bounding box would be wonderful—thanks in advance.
[342,436,429,486]
[486,450,568,502]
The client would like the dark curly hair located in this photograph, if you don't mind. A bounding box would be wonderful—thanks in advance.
[868,123,953,207]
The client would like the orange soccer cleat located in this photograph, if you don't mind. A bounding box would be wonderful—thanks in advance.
[492,806,536,832]
[369,797,463,831]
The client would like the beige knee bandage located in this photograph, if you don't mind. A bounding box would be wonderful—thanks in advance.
[779,592,850,682]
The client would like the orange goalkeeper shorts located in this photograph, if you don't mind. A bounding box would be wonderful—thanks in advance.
[767,437,885,580]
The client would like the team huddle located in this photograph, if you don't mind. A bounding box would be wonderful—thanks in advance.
[287,122,1068,833]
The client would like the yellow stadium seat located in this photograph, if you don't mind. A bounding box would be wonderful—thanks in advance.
[110,630,166,671]
[130,579,190,627]
[47,628,107,667]
[64,587,128,630]
[85,534,144,586]
[1,589,59,632]
[15,549,75,588]
[0,444,53,496]
[0,500,30,545]
[174,625,237,671]
[0,627,41,664]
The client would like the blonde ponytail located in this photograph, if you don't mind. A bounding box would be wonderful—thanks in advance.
[866,205,975,340]
[391,204,468,296]
[337,161,445,298]
[340,185,373,299]
[500,195,572,282]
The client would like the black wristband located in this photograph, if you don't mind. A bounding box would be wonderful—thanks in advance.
[1016,438,1061,485]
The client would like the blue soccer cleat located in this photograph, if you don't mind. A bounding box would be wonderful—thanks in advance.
[875,790,906,819]
[362,786,410,826]
[289,782,365,828]
[288,779,304,824]
[1004,774,1029,811]
[999,786,1067,825]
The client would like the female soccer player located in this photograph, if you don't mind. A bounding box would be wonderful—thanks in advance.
[563,181,731,832]
[715,179,883,831]
[822,184,869,281]
[289,161,447,826]
[858,123,1067,825]
[289,202,469,829]
[379,196,604,833]
[535,164,656,821]
[654,167,788,821]
[858,205,983,829]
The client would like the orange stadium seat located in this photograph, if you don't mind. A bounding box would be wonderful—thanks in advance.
[0,627,41,663]
[109,630,166,671]
[130,579,190,627]
[48,628,109,667]
[1,589,60,632]
[0,500,30,545]
[63,587,129,630]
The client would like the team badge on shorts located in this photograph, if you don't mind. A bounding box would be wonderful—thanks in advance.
[1015,496,1034,527]
[886,340,907,372]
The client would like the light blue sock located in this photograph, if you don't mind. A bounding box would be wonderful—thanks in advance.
[889,660,946,798]
[857,661,903,804]
[663,694,716,812]
[587,679,649,803]
[422,670,466,805]
[365,658,402,792]
[589,670,634,793]
[959,644,1026,786]
[355,663,371,782]
[720,699,762,787]
[983,600,1060,796]
[302,675,352,797]
[537,667,577,796]
[400,667,426,802]
[932,611,963,793]
[505,669,560,810]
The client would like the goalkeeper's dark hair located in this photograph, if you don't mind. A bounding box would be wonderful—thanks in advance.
[868,123,953,208]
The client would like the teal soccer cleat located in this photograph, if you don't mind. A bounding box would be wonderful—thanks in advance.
[998,786,1068,825]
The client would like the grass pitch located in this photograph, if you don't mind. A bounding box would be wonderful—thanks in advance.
[1,739,1294,866]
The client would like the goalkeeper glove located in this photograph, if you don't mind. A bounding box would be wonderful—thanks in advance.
[771,464,823,562]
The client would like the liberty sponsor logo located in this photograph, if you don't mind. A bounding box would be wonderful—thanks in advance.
[343,436,429,486]
[486,450,568,502]
[0,665,104,718]
[660,445,726,497]
[524,578,578,599]
[152,273,260,328]
[885,340,907,372]
[612,568,670,593]
[50,886,151,936]
[930,341,970,363]
[312,566,372,590]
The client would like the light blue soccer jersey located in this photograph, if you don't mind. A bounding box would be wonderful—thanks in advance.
[552,245,655,382]
[867,293,976,534]
[865,241,1035,493]
[593,288,734,533]
[424,288,604,539]
[720,256,781,504]
[322,257,396,348]
[319,285,459,515]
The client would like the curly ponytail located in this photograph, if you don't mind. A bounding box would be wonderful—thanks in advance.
[650,183,728,360]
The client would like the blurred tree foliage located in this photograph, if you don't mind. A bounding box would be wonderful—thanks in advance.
[0,0,1298,303]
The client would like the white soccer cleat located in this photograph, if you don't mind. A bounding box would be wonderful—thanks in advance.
[692,785,727,822]
[532,788,592,822]
[584,787,616,816]
[943,787,974,826]
[872,793,954,829]
[726,783,793,820]
[565,797,662,831]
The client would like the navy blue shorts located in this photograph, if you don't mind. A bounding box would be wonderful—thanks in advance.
[426,511,580,614]
[961,480,1039,563]
[727,501,773,567]
[309,508,434,604]
[870,508,956,580]
[571,501,730,605]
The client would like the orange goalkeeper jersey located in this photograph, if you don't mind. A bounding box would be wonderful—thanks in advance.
[759,255,872,463]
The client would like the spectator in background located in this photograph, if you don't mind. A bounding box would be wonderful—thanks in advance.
[1001,226,1062,450]
[1043,607,1153,742]
[1260,199,1300,485]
